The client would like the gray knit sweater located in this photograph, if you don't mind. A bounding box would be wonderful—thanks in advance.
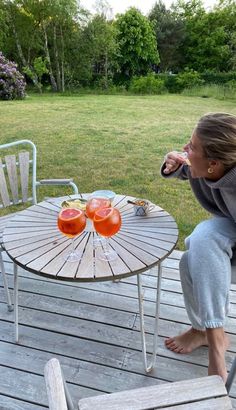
[161,163,236,223]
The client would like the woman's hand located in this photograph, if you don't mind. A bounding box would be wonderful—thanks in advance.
[163,151,187,174]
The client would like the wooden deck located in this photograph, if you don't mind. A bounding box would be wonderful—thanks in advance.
[0,249,236,409]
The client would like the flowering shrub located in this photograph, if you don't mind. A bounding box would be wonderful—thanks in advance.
[0,52,26,100]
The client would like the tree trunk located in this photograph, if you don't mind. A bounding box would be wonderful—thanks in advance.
[104,51,108,89]
[42,22,58,92]
[60,26,65,93]
[53,24,61,92]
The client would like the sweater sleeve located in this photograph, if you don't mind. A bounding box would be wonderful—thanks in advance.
[160,162,190,180]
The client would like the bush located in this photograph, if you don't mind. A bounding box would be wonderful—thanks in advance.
[158,74,182,93]
[200,71,236,85]
[176,69,204,91]
[0,52,26,100]
[129,73,166,94]
[226,79,236,89]
[157,71,204,93]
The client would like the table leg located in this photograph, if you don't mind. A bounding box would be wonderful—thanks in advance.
[137,262,162,373]
[0,250,13,311]
[13,263,19,343]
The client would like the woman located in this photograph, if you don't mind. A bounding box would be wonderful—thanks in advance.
[162,112,236,382]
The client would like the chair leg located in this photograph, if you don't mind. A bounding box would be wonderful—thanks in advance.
[226,357,236,393]
[0,250,13,311]
[14,262,19,343]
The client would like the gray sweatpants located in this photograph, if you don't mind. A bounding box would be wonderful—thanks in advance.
[180,217,236,330]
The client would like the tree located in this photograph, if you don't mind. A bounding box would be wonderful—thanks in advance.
[175,0,231,72]
[48,0,81,92]
[114,7,160,83]
[0,0,84,92]
[88,15,117,88]
[0,0,43,92]
[149,1,185,72]
[214,0,236,71]
[74,14,117,88]
[21,0,80,92]
[0,3,9,50]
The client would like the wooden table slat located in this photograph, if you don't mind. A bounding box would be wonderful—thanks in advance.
[113,235,168,261]
[3,229,61,244]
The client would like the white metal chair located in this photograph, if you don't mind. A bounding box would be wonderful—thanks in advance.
[0,139,79,312]
[44,358,233,410]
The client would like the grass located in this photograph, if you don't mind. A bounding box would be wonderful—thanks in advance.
[182,84,236,100]
[1,92,236,249]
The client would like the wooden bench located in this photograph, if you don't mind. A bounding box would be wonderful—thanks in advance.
[44,358,232,410]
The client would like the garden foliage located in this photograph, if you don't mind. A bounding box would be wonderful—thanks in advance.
[0,52,26,100]
[130,73,166,94]
[0,0,235,94]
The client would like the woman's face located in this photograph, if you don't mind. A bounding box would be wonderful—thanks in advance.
[183,133,212,179]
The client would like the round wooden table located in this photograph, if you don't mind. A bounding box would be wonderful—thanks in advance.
[3,193,178,371]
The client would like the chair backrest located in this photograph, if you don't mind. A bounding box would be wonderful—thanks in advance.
[0,140,37,208]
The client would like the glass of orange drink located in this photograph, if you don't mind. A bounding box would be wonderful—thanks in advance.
[86,197,111,247]
[57,207,86,262]
[93,207,121,261]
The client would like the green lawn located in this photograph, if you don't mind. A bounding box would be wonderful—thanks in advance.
[1,93,236,249]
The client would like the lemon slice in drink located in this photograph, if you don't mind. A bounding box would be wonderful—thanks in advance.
[61,198,87,211]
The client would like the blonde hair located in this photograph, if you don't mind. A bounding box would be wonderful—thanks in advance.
[195,112,236,170]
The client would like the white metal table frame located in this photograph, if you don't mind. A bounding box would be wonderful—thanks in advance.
[12,261,163,372]
[3,194,177,373]
[137,264,162,372]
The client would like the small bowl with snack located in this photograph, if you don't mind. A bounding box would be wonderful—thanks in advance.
[128,198,155,216]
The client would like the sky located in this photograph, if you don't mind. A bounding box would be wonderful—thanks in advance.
[81,0,219,16]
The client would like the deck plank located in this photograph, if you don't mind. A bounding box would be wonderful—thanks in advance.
[0,395,46,410]
[0,250,236,409]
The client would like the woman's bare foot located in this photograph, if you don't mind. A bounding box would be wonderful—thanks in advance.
[165,327,208,354]
[207,328,230,383]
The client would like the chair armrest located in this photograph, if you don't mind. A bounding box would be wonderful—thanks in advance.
[44,358,75,410]
[44,358,68,410]
[36,179,78,195]
[78,376,229,410]
[38,178,73,185]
